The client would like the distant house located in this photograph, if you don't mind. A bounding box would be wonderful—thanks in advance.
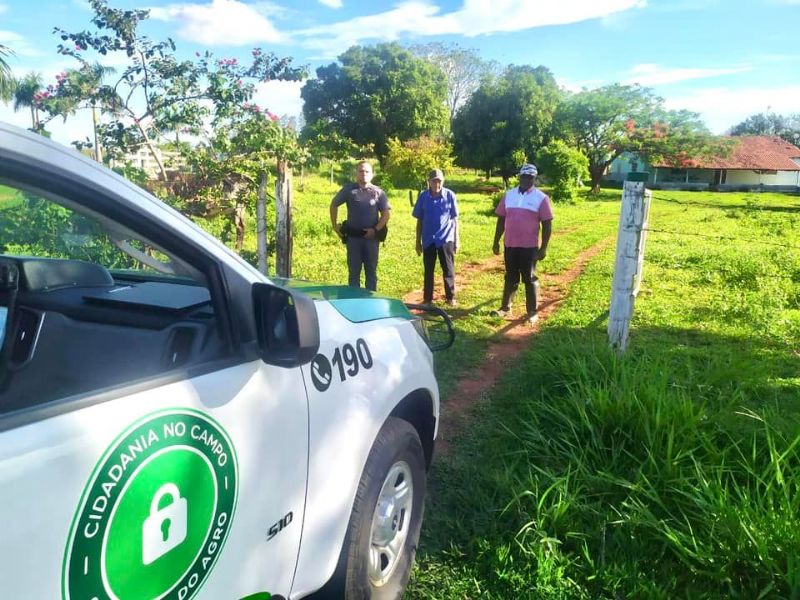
[110,146,187,179]
[606,136,800,191]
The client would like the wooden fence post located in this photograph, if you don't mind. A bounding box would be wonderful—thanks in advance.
[608,173,651,351]
[256,171,268,275]
[275,160,293,278]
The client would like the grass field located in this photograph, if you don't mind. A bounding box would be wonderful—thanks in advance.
[393,187,800,599]
[239,173,800,596]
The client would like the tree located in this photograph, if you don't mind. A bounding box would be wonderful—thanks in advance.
[452,65,561,186]
[537,140,589,203]
[556,84,725,192]
[729,112,800,146]
[180,105,306,275]
[410,42,494,125]
[0,44,14,102]
[12,72,44,130]
[62,63,117,161]
[301,120,372,185]
[51,0,306,179]
[384,136,454,189]
[301,43,448,162]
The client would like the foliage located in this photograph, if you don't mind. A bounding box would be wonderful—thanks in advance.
[0,192,137,269]
[301,43,449,162]
[536,140,589,202]
[46,0,306,177]
[452,65,561,185]
[10,72,44,130]
[0,44,14,102]
[556,84,726,192]
[409,42,496,125]
[384,136,454,189]
[300,119,373,168]
[729,112,800,146]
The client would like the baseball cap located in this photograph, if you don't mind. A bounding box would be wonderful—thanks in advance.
[519,164,538,177]
[427,169,444,180]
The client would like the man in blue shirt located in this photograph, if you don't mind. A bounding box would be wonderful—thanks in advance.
[413,169,459,306]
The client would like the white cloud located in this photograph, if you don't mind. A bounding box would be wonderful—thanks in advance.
[149,0,284,45]
[318,0,343,7]
[624,63,751,86]
[252,79,304,118]
[294,0,645,57]
[0,30,41,58]
[664,85,800,133]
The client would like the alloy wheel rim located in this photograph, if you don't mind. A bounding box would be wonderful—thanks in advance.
[368,460,413,587]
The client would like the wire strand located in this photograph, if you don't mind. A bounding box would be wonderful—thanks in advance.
[643,227,800,251]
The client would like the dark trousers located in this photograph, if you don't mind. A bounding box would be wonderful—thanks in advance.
[422,242,455,303]
[346,237,380,291]
[501,246,539,315]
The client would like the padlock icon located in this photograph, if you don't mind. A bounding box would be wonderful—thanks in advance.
[142,482,188,565]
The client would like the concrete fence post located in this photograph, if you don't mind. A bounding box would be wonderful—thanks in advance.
[608,173,651,351]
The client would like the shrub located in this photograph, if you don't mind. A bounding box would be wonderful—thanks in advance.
[384,136,454,189]
[537,140,589,203]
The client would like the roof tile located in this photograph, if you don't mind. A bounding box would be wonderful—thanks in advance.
[654,136,800,171]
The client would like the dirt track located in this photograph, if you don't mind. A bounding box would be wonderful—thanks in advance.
[404,238,612,455]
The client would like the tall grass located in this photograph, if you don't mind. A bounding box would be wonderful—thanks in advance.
[408,191,800,598]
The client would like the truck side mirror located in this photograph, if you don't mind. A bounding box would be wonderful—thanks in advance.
[253,283,320,367]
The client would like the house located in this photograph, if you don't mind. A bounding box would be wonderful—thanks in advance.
[109,146,187,179]
[606,136,800,191]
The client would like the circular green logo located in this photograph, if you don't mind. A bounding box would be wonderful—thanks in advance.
[63,409,238,600]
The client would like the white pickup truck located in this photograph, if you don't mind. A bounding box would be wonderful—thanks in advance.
[0,122,452,600]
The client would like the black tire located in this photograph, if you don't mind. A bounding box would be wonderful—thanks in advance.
[317,417,427,600]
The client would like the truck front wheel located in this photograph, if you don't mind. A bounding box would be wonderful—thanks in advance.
[343,417,427,599]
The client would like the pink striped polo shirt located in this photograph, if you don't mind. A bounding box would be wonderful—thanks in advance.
[495,186,554,248]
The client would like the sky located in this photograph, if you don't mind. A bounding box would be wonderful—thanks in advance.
[1,0,799,146]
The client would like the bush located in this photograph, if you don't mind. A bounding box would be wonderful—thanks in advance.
[384,136,454,189]
[537,140,589,203]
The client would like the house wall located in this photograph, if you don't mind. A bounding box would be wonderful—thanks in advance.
[606,154,800,189]
[724,169,800,186]
[606,152,650,182]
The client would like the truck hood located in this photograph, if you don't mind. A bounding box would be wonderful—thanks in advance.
[272,278,413,324]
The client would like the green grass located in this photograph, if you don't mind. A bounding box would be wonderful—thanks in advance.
[239,171,623,395]
[405,188,800,598]
[175,171,800,596]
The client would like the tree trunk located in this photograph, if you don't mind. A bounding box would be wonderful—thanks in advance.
[223,178,246,253]
[257,171,269,275]
[590,165,605,193]
[92,104,102,163]
[136,121,168,181]
[234,202,246,252]
[275,161,293,278]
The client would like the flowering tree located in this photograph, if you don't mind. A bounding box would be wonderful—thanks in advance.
[181,104,307,275]
[556,84,726,192]
[44,0,305,179]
